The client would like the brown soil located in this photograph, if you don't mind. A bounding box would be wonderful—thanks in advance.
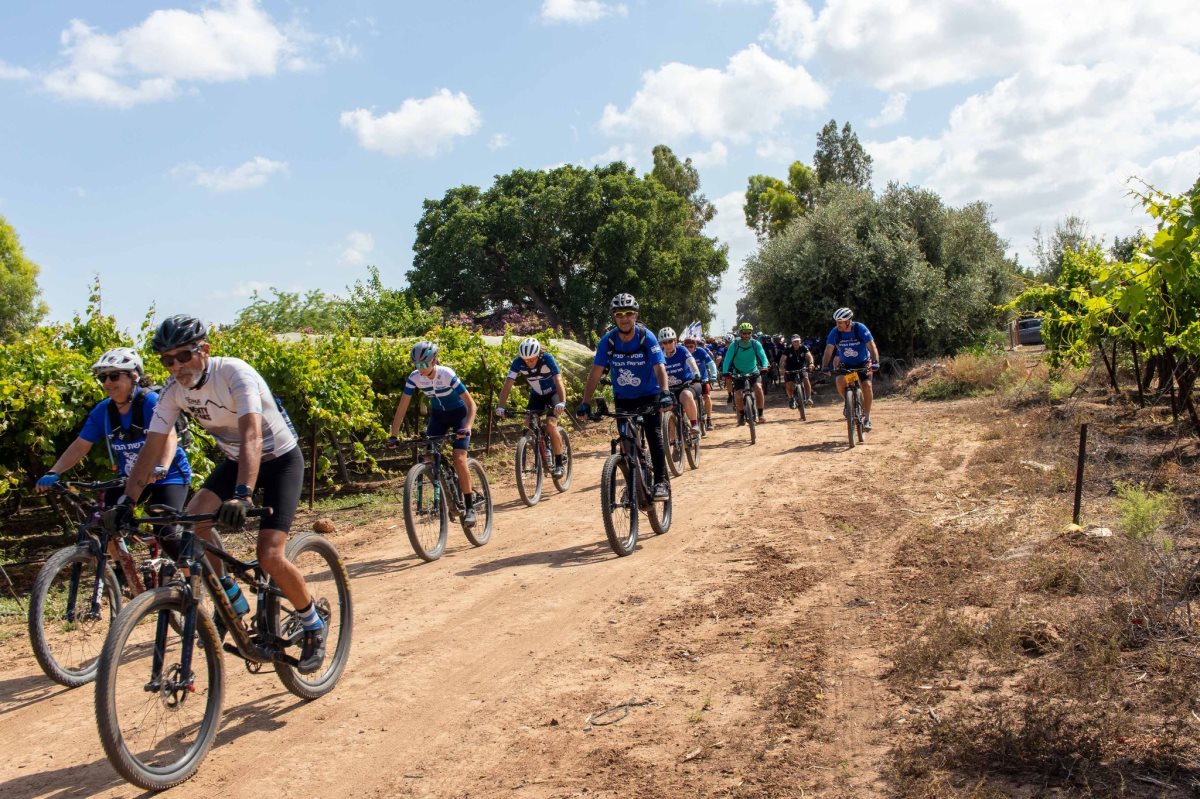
[0,389,1196,798]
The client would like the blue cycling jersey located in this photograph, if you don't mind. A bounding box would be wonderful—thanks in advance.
[690,345,716,380]
[506,353,561,397]
[662,346,698,386]
[79,391,191,483]
[826,322,874,367]
[593,325,665,400]
[403,365,468,411]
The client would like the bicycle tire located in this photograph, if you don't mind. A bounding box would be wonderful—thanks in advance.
[271,532,354,699]
[462,459,493,546]
[662,410,685,477]
[95,587,223,791]
[846,389,856,448]
[514,435,542,507]
[551,427,573,492]
[600,454,637,556]
[403,461,448,561]
[648,480,672,536]
[746,393,757,445]
[855,391,866,444]
[29,544,123,687]
[685,420,700,470]
[797,386,807,422]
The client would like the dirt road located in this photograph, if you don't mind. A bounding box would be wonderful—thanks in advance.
[0,393,984,798]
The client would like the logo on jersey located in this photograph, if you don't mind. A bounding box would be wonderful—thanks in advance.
[842,347,860,358]
[616,369,642,388]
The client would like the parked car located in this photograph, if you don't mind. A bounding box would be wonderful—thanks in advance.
[1017,317,1043,345]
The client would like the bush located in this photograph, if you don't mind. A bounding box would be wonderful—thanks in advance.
[1113,481,1176,545]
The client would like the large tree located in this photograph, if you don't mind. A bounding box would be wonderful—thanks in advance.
[813,119,873,190]
[650,145,715,234]
[409,159,728,338]
[0,214,46,339]
[744,161,818,240]
[741,182,1020,358]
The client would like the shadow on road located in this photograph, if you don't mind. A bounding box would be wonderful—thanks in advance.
[0,757,128,799]
[0,673,73,717]
[454,541,614,575]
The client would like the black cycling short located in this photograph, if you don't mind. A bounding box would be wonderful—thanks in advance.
[729,373,760,391]
[202,446,304,533]
[527,392,561,417]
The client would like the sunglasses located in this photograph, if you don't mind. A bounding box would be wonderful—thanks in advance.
[159,346,201,367]
[613,310,637,319]
[97,372,129,384]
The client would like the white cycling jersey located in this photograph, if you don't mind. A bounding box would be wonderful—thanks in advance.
[149,356,298,460]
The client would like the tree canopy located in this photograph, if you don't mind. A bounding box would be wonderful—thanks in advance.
[814,119,873,190]
[408,156,728,339]
[0,214,46,339]
[741,182,1021,357]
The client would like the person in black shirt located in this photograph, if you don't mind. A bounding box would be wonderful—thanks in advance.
[779,335,815,410]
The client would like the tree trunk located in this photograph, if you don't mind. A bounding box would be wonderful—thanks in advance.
[1131,343,1146,407]
[1097,340,1119,393]
[327,432,351,485]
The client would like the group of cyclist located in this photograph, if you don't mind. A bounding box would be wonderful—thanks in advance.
[32,296,882,680]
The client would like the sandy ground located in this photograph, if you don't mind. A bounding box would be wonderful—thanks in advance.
[0,390,984,798]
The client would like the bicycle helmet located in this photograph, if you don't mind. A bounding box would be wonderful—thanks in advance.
[518,338,542,358]
[609,293,639,312]
[91,347,144,377]
[411,340,439,367]
[738,322,753,333]
[833,307,854,322]
[658,326,677,342]
[791,334,802,342]
[151,314,208,353]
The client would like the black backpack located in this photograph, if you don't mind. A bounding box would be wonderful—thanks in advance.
[106,387,194,449]
[604,324,653,360]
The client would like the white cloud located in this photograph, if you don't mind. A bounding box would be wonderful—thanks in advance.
[340,89,482,158]
[755,139,797,162]
[0,60,32,80]
[39,0,340,107]
[688,141,729,168]
[488,133,512,151]
[171,156,289,192]
[767,0,1200,92]
[600,45,826,143]
[340,231,375,267]
[868,92,908,128]
[540,0,628,24]
[587,143,640,168]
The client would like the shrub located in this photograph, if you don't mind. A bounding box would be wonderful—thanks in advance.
[1113,481,1176,545]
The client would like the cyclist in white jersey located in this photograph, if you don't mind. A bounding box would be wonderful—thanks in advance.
[494,338,568,478]
[105,315,327,674]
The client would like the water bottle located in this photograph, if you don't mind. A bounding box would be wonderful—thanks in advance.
[220,575,250,615]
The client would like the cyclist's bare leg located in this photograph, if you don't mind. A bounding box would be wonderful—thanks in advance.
[452,448,473,495]
[785,380,795,401]
[862,379,874,415]
[681,390,699,425]
[835,374,847,399]
[257,529,311,610]
[702,392,713,418]
[546,415,564,456]
[802,374,813,400]
[753,382,766,411]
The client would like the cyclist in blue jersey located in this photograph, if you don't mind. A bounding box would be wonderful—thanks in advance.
[820,307,881,431]
[388,341,480,525]
[658,327,702,438]
[684,333,716,431]
[494,338,568,477]
[577,293,672,499]
[722,322,769,424]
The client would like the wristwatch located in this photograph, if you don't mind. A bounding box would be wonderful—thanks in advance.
[233,484,253,500]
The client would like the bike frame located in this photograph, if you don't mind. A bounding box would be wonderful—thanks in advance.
[602,407,657,510]
[414,434,468,522]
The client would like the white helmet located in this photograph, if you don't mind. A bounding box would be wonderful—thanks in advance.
[518,338,541,358]
[658,327,677,342]
[92,347,143,377]
[609,293,639,312]
[833,307,854,322]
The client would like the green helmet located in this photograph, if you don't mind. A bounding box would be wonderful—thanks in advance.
[738,322,753,333]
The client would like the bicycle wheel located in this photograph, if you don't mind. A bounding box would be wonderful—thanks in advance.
[95,587,223,791]
[685,420,700,470]
[551,427,573,492]
[462,459,493,546]
[271,532,354,700]
[845,390,856,448]
[746,394,757,445]
[648,478,672,536]
[797,386,807,422]
[514,435,543,507]
[29,544,123,687]
[403,461,448,561]
[855,390,867,444]
[661,410,684,477]
[600,454,637,556]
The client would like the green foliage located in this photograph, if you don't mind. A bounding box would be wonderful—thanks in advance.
[742,182,1020,357]
[813,119,873,190]
[1032,215,1099,283]
[743,162,818,241]
[235,288,343,333]
[409,158,728,339]
[650,145,715,233]
[0,213,47,339]
[1114,481,1176,548]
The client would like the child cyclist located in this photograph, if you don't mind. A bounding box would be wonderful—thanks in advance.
[493,338,568,478]
[387,341,479,526]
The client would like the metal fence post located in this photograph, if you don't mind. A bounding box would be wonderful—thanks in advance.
[1072,423,1088,526]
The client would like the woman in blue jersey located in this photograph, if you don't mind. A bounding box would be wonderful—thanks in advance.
[36,348,191,556]
[387,341,480,526]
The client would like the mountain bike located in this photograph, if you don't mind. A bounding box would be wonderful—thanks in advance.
[728,370,760,445]
[785,368,812,422]
[401,433,493,561]
[588,399,671,557]
[661,386,700,476]
[28,479,177,687]
[94,505,353,791]
[514,409,573,507]
[834,367,868,447]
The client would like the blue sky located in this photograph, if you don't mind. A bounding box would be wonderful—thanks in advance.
[2,0,1198,335]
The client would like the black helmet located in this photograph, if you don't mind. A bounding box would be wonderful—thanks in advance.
[152,314,208,353]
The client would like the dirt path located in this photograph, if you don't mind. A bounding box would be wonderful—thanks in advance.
[0,392,989,799]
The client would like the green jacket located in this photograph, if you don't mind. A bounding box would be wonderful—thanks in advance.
[722,339,768,375]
